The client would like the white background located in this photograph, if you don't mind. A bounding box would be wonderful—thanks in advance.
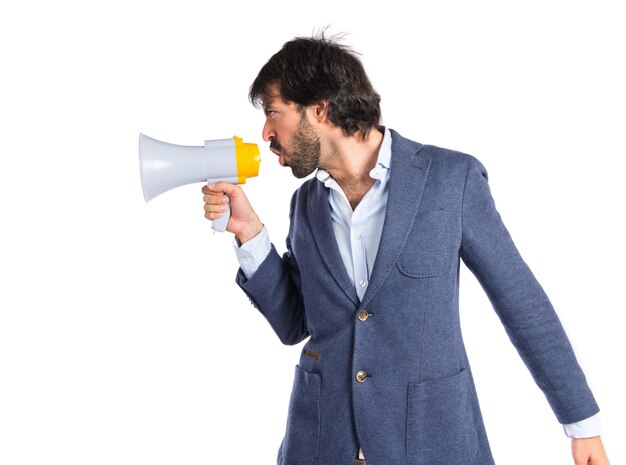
[1,1,624,464]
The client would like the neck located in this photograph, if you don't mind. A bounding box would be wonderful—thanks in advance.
[320,127,384,188]
[319,127,384,209]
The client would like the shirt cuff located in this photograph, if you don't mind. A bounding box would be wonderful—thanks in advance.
[233,226,271,279]
[562,412,602,438]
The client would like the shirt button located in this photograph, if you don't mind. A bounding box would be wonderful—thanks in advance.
[356,370,367,383]
[358,310,369,321]
[354,233,361,240]
[243,256,252,263]
[359,280,368,288]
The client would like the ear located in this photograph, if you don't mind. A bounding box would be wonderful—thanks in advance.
[310,100,330,123]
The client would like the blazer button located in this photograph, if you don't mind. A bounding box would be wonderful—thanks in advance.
[356,370,367,383]
[358,310,369,321]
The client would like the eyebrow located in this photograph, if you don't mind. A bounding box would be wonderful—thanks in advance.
[262,102,276,113]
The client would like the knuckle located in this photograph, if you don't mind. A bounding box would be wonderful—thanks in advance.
[203,204,222,213]
[203,193,221,204]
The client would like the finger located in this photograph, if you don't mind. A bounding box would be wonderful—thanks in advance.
[204,203,228,213]
[202,183,221,193]
[202,184,227,195]
[207,181,241,196]
[204,210,226,221]
[203,193,229,205]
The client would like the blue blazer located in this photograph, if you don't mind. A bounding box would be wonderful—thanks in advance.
[236,129,599,465]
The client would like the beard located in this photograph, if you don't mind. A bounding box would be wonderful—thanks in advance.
[270,114,321,179]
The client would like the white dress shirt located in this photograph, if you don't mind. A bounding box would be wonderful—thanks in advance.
[233,128,600,444]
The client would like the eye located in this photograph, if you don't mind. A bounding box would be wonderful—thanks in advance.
[264,108,277,118]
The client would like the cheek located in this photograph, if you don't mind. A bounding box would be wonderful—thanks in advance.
[279,130,296,148]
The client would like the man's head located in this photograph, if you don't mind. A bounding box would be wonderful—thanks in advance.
[249,33,382,139]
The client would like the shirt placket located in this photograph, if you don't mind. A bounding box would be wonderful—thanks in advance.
[351,181,379,301]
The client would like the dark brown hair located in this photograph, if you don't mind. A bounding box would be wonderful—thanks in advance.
[249,32,382,138]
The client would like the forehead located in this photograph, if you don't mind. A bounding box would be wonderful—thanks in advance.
[262,95,279,109]
[261,84,282,108]
[261,83,299,110]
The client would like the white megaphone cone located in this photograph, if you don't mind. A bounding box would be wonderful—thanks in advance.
[139,133,260,232]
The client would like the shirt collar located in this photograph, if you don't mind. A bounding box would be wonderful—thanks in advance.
[316,127,392,186]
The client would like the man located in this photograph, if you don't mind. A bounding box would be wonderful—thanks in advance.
[203,35,610,465]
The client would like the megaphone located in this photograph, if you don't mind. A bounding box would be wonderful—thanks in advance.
[139,133,260,231]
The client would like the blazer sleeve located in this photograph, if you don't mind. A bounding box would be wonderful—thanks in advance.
[459,155,599,424]
[235,194,309,346]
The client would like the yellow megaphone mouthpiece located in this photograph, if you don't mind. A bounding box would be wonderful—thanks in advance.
[234,136,261,184]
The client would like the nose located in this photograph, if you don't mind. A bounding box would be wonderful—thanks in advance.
[262,119,276,142]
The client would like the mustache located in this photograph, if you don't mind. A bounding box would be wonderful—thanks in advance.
[270,140,283,152]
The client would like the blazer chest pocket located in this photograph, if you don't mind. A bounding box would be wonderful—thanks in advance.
[397,210,449,278]
[282,365,321,464]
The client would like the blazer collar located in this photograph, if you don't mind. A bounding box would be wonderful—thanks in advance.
[307,180,360,306]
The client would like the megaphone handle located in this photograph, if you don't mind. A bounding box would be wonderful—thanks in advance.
[212,204,230,232]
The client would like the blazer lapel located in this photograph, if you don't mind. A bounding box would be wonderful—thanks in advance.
[360,130,431,309]
[307,180,360,306]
